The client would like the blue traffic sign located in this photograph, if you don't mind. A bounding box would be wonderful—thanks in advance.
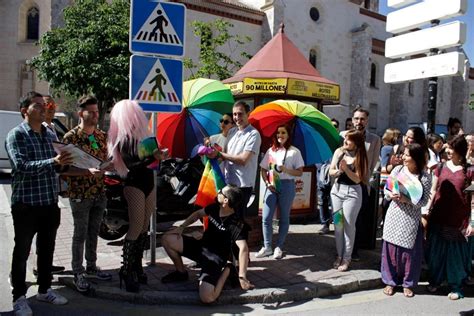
[130,0,186,57]
[130,54,183,113]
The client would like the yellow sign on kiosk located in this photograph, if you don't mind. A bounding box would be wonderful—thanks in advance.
[243,78,287,94]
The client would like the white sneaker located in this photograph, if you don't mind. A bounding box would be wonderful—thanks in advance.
[13,296,32,316]
[36,288,68,305]
[255,247,272,258]
[273,247,283,259]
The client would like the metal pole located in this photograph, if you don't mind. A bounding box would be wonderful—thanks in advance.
[427,77,438,134]
[149,112,157,265]
[426,21,440,135]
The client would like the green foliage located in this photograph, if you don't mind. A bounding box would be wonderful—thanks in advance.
[30,0,130,119]
[184,19,252,81]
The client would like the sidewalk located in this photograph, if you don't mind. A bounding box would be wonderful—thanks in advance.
[52,198,382,305]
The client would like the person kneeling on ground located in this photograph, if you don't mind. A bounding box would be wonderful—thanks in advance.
[161,184,248,303]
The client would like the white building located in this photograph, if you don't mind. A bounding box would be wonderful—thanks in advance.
[0,0,472,134]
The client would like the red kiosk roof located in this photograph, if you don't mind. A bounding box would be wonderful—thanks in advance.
[223,24,338,85]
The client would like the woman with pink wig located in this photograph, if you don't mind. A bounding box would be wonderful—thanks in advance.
[108,100,164,292]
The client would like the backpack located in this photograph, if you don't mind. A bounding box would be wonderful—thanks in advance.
[318,162,332,188]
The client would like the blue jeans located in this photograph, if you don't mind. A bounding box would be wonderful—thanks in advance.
[262,180,296,249]
[318,185,332,226]
[70,196,107,274]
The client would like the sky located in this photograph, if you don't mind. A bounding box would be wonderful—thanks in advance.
[379,0,474,62]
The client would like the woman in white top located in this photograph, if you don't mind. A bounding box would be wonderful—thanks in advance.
[208,113,234,150]
[256,125,304,260]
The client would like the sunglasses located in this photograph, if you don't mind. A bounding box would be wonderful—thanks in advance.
[88,134,99,150]
[218,188,228,199]
[219,119,232,125]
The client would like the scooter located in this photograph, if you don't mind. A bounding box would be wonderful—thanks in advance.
[98,157,204,241]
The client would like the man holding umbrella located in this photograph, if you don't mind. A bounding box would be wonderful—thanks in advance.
[210,100,261,290]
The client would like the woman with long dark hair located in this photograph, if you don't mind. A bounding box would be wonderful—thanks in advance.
[256,124,304,260]
[386,126,427,174]
[381,143,431,298]
[108,100,165,292]
[425,135,473,300]
[329,130,368,271]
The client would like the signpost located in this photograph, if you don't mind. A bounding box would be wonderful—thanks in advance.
[130,55,183,112]
[384,0,468,134]
[130,0,186,57]
[129,0,186,264]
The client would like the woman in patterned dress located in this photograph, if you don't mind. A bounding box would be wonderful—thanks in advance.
[381,143,431,298]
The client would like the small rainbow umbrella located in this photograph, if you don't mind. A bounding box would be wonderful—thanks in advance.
[249,100,340,165]
[155,78,234,158]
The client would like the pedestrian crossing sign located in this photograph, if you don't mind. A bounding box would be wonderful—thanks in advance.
[130,54,182,113]
[130,0,186,57]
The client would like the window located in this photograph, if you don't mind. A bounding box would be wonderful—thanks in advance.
[370,62,377,88]
[408,82,414,96]
[364,0,371,10]
[309,49,317,69]
[26,7,39,40]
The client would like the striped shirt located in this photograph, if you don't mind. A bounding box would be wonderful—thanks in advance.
[5,122,59,206]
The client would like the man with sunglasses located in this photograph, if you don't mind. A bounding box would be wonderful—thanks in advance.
[62,95,112,293]
[6,91,73,315]
[161,185,247,303]
[29,95,67,279]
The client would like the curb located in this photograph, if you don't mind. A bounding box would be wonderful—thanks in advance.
[59,270,382,305]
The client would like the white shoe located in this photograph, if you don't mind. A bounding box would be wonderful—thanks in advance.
[255,247,272,258]
[13,296,32,316]
[36,288,68,305]
[273,247,283,259]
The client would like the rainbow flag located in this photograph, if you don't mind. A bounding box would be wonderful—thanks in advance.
[195,157,226,208]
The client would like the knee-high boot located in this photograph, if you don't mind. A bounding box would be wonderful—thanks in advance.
[134,233,148,284]
[119,239,140,293]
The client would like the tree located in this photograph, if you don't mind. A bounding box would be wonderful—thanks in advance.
[183,19,252,81]
[30,0,130,125]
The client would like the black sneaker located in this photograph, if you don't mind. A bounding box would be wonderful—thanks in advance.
[161,270,189,283]
[351,252,360,262]
[33,265,65,276]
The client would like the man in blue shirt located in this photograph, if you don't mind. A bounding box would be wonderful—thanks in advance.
[6,91,72,315]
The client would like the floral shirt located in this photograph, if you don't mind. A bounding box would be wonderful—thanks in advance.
[63,126,108,199]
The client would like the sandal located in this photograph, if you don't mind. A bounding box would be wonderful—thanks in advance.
[383,285,395,296]
[239,276,255,290]
[403,287,414,298]
[337,259,350,272]
[333,257,342,269]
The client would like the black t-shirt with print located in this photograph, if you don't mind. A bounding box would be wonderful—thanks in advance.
[202,203,247,262]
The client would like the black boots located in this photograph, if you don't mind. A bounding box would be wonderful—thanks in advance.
[119,239,140,293]
[135,233,148,285]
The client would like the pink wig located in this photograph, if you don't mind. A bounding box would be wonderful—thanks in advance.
[107,100,151,177]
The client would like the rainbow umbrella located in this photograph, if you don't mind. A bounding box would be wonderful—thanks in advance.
[155,78,234,158]
[249,100,340,165]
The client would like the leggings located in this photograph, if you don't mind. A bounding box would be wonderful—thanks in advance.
[330,183,362,260]
[123,186,156,240]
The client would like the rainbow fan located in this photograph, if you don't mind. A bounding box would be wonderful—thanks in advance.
[385,170,423,205]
